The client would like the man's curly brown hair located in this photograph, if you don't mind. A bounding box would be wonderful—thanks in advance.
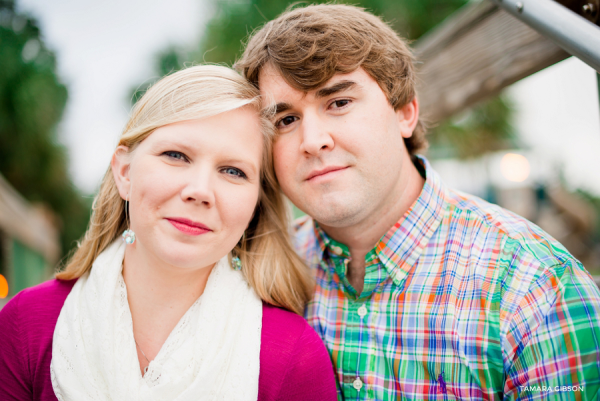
[236,3,427,155]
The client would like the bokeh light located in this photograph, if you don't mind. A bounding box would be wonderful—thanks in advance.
[0,274,8,299]
[500,153,530,182]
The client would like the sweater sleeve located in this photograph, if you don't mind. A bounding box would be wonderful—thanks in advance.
[0,292,33,400]
[277,323,338,401]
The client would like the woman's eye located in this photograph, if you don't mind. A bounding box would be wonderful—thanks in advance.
[330,99,350,109]
[222,167,247,179]
[276,115,298,128]
[162,151,187,161]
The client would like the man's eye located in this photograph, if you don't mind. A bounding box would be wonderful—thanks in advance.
[276,116,298,128]
[163,151,187,161]
[330,99,350,109]
[222,167,247,179]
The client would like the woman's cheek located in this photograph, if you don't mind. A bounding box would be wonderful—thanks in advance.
[220,185,260,229]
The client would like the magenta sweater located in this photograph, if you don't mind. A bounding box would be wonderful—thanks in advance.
[0,279,337,400]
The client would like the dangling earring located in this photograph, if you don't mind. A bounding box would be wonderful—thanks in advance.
[122,194,136,245]
[231,256,242,271]
[231,231,246,270]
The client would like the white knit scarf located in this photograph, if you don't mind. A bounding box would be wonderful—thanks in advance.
[51,240,262,401]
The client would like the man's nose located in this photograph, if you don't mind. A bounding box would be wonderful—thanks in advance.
[180,168,215,207]
[299,112,334,156]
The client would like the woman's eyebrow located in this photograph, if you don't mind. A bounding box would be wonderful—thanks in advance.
[315,80,358,99]
[150,139,194,153]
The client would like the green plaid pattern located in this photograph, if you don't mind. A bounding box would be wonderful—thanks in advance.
[294,157,600,401]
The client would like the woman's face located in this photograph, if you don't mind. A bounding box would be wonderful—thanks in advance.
[113,106,263,270]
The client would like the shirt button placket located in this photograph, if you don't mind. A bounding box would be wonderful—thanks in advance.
[355,304,368,398]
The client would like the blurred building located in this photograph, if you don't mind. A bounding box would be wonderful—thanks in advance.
[0,173,60,308]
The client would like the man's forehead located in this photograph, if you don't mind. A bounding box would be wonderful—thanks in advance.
[257,63,298,97]
[258,64,366,105]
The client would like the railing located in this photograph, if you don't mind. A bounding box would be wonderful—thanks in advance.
[490,0,600,72]
[414,0,600,124]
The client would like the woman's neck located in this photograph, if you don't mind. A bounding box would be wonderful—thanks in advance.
[122,240,216,366]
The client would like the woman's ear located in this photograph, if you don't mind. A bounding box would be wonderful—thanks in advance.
[111,145,131,200]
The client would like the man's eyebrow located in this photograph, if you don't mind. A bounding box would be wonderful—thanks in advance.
[270,81,358,115]
[315,80,358,99]
[274,102,293,115]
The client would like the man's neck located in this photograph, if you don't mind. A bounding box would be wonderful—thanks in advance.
[319,157,425,294]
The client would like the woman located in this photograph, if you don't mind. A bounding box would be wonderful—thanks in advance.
[0,66,337,400]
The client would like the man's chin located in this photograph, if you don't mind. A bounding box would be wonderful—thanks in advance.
[307,203,365,229]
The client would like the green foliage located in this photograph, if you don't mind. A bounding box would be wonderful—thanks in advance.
[194,0,470,66]
[426,95,519,159]
[576,189,600,243]
[0,0,91,260]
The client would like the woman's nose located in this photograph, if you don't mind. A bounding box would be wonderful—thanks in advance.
[180,169,215,206]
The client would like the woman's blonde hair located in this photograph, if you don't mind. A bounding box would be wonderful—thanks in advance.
[57,65,313,315]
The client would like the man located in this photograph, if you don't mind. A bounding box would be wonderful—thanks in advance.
[237,4,600,400]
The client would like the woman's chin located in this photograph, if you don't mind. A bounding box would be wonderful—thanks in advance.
[152,241,226,271]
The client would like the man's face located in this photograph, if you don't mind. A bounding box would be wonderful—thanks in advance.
[259,65,418,229]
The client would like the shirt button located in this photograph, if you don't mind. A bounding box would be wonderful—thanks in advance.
[353,377,363,390]
[357,304,367,318]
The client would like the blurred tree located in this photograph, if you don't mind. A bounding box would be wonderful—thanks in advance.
[0,0,90,261]
[427,95,519,159]
[195,0,471,66]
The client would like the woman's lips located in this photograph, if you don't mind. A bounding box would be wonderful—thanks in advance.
[166,218,211,236]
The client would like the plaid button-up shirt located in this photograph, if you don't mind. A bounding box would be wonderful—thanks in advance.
[294,157,600,400]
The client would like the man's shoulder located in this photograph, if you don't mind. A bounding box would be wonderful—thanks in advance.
[443,186,579,270]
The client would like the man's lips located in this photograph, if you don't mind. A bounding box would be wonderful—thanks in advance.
[165,218,212,236]
[305,166,348,181]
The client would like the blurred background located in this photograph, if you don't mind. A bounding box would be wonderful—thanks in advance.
[1,0,599,305]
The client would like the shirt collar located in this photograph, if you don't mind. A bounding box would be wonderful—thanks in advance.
[375,156,447,285]
[312,156,447,286]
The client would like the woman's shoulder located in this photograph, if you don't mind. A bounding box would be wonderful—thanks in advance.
[0,278,76,347]
[0,279,75,401]
[259,303,337,401]
[2,278,76,319]
[261,302,329,355]
[261,302,310,340]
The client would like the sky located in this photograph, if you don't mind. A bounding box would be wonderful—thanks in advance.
[15,0,600,196]
[510,58,600,195]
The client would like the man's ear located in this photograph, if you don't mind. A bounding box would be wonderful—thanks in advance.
[111,145,132,200]
[396,97,420,139]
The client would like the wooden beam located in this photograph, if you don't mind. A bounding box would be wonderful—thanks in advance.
[0,174,60,264]
[414,0,570,123]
